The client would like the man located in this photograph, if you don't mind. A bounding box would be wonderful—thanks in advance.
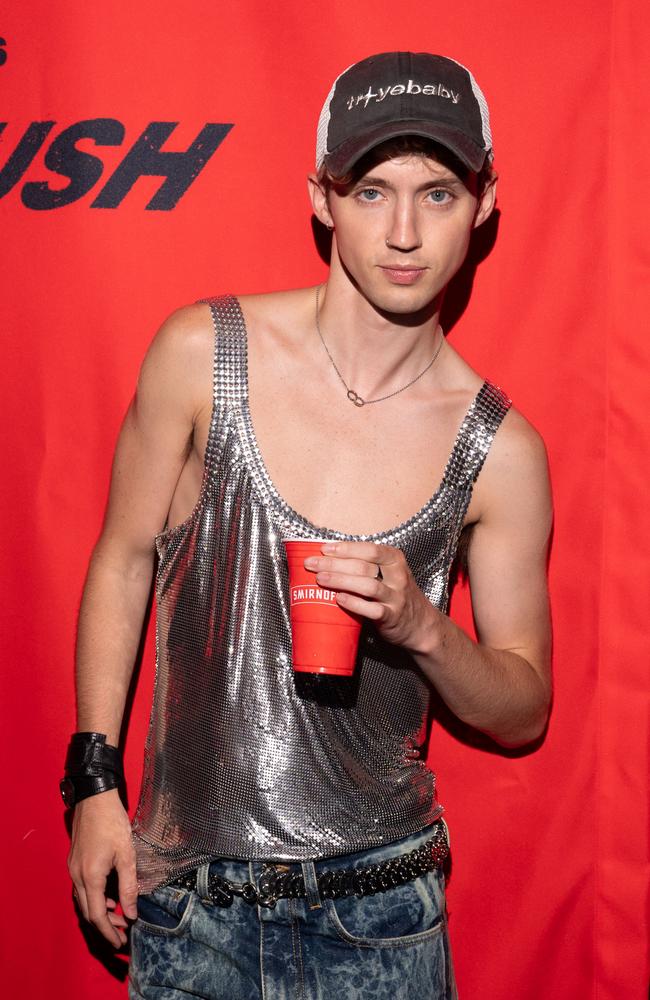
[63,52,552,999]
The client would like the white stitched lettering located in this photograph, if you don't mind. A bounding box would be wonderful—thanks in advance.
[345,80,461,110]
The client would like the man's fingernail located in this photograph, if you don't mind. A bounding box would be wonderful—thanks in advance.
[304,557,318,568]
[321,543,337,552]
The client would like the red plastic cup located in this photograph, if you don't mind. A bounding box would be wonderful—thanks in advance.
[283,539,362,676]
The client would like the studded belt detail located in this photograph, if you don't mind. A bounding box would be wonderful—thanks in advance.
[168,821,449,909]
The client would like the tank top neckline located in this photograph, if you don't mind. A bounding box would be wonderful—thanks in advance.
[228,294,489,542]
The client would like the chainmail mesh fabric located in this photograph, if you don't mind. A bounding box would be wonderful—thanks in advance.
[131,295,511,892]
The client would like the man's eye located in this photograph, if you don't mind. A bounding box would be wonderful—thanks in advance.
[358,188,381,201]
[429,189,453,204]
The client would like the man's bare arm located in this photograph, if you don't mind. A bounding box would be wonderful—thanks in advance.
[306,410,553,748]
[428,412,552,744]
[67,304,213,947]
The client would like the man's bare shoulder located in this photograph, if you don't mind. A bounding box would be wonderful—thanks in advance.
[135,302,215,418]
[237,287,315,342]
[487,405,549,477]
[471,403,552,529]
[145,302,214,365]
[138,291,311,414]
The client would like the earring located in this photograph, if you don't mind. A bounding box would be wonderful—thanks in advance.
[326,223,333,231]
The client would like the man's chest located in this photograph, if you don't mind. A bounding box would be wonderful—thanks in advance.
[246,390,469,536]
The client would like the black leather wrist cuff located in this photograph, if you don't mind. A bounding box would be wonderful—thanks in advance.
[59,772,120,808]
[64,732,124,780]
[60,732,125,808]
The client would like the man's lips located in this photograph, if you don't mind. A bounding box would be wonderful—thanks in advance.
[379,265,427,284]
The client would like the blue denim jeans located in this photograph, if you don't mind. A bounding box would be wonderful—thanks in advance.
[129,822,457,1000]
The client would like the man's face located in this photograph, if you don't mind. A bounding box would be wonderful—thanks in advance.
[319,153,494,315]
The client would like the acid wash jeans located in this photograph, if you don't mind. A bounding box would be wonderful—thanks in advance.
[129,822,458,1000]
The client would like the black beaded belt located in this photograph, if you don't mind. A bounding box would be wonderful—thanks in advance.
[168,821,448,910]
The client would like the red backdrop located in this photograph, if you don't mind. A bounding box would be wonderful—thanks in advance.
[1,3,648,997]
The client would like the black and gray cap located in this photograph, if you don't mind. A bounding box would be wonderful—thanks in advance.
[316,51,493,177]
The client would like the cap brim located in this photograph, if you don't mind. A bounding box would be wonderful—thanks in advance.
[323,120,488,176]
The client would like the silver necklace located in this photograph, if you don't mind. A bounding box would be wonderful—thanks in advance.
[314,285,444,407]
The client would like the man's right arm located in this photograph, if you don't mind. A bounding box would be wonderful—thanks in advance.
[67,303,213,947]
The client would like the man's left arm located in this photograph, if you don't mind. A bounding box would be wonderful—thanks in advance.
[308,412,552,748]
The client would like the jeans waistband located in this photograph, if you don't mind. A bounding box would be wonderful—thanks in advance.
[170,820,449,912]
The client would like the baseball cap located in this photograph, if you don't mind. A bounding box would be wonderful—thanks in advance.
[316,52,493,177]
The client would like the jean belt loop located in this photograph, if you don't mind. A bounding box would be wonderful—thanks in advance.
[196,862,211,902]
[301,860,322,910]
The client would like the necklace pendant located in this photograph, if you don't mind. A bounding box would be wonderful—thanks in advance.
[347,389,365,407]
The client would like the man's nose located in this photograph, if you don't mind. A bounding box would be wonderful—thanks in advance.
[385,199,422,252]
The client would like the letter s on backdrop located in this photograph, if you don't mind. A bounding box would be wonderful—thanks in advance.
[21,119,125,210]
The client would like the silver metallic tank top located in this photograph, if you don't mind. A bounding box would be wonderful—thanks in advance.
[132,295,511,891]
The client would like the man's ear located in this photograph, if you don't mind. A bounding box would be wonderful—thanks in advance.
[473,175,497,229]
[308,173,334,229]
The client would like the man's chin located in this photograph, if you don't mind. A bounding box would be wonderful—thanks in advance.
[363,283,443,320]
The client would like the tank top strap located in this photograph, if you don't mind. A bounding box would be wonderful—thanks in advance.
[191,294,248,478]
[444,380,512,489]
[198,294,248,409]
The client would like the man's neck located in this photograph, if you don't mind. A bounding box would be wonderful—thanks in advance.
[315,272,444,400]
